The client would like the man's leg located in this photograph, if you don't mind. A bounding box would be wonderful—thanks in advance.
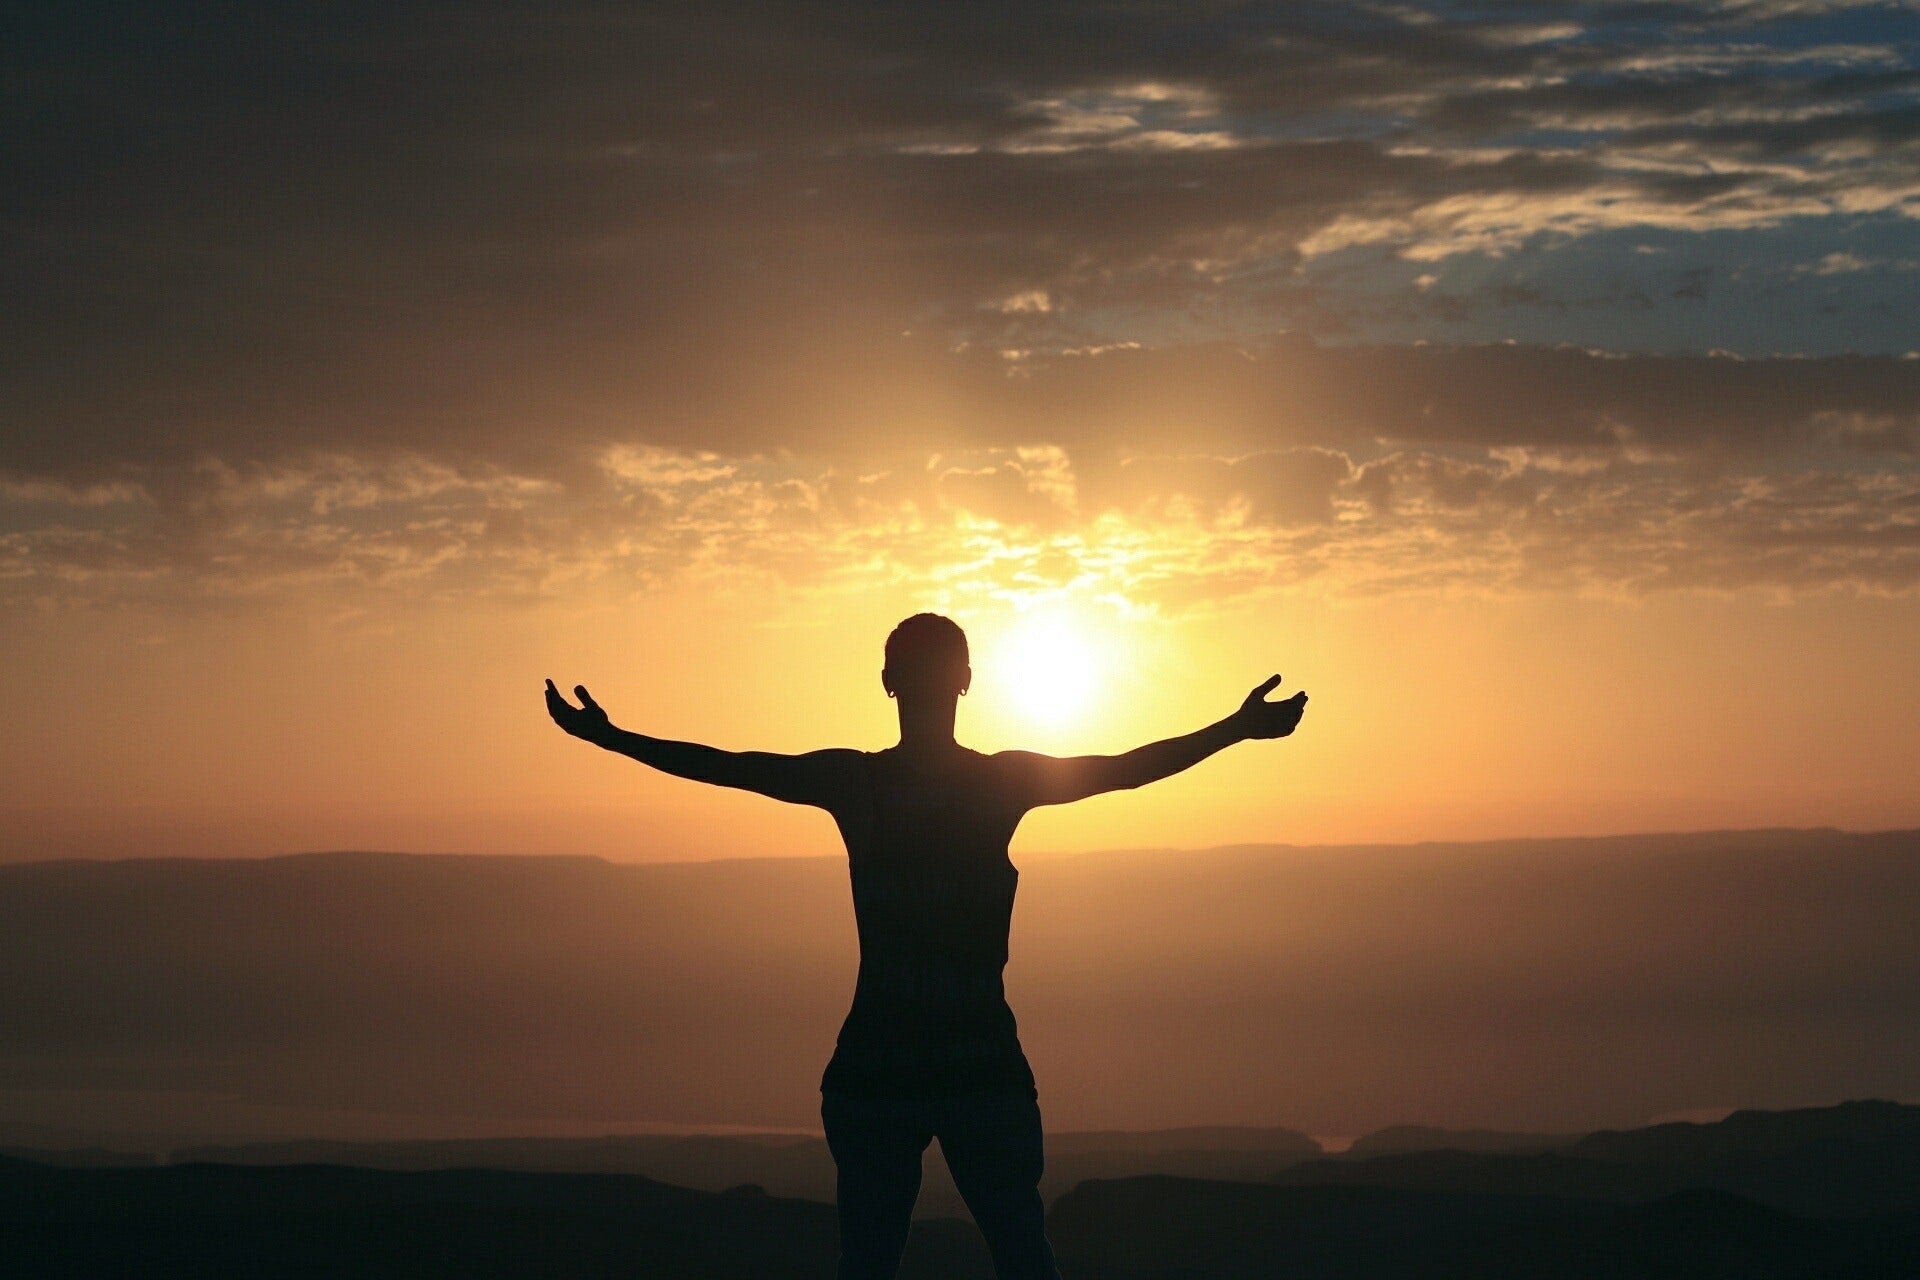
[821,1091,933,1280]
[935,1092,1061,1280]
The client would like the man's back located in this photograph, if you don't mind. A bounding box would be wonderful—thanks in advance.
[825,745,1036,1099]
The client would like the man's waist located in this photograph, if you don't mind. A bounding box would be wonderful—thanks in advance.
[850,961,1008,1002]
[822,1034,1035,1099]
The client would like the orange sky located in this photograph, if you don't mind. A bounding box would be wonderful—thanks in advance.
[7,3,1920,864]
[8,564,1918,862]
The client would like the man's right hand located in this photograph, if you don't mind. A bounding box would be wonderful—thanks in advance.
[545,679,613,744]
[1232,675,1308,740]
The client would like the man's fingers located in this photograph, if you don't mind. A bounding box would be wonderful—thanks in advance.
[1250,674,1282,701]
[574,684,600,712]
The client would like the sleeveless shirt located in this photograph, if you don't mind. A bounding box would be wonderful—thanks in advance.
[820,744,1037,1099]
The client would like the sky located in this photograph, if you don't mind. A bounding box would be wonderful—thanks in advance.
[6,1,1920,862]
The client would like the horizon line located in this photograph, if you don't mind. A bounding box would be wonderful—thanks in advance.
[3,822,1906,872]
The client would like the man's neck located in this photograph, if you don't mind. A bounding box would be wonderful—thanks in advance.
[894,698,959,753]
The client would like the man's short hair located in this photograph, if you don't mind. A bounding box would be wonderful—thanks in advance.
[885,613,969,678]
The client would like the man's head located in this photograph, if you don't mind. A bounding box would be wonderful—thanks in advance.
[883,613,971,703]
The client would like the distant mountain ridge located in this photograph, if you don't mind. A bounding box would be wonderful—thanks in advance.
[1275,1100,1920,1218]
[1347,1125,1577,1157]
[10,1100,1920,1278]
[1571,1099,1920,1163]
[159,1125,1324,1220]
[10,1136,1920,1280]
[9,1100,1915,1224]
[1339,1100,1920,1162]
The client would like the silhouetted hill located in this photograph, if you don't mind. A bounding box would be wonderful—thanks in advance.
[1049,1124,1321,1155]
[0,1145,158,1168]
[1275,1101,1920,1218]
[0,1154,990,1279]
[4,829,1918,1144]
[1348,1125,1577,1157]
[12,1152,1920,1280]
[58,1104,1920,1226]
[174,1133,836,1190]
[167,1125,1322,1219]
[1571,1100,1920,1163]
[1048,1176,1920,1280]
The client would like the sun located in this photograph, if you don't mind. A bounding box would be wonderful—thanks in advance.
[988,611,1101,727]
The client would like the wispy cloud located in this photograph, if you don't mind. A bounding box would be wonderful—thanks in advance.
[7,345,1914,611]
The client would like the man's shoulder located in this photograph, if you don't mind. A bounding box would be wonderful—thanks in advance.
[807,748,876,784]
[980,749,1051,800]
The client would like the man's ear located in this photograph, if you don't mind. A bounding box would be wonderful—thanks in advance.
[959,664,973,697]
[882,668,897,699]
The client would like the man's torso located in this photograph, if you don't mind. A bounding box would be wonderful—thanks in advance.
[822,745,1036,1098]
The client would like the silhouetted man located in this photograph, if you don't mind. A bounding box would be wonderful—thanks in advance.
[547,613,1307,1279]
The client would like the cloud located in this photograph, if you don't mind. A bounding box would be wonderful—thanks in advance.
[4,351,1914,613]
[7,3,1916,373]
[5,4,1917,609]
[1104,449,1356,528]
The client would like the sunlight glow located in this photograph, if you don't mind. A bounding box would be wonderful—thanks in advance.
[989,610,1102,727]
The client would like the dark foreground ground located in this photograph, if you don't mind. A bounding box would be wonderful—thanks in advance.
[8,1101,1920,1279]
[5,1158,1919,1280]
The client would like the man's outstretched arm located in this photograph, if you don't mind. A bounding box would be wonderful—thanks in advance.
[545,680,859,810]
[1002,675,1307,808]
